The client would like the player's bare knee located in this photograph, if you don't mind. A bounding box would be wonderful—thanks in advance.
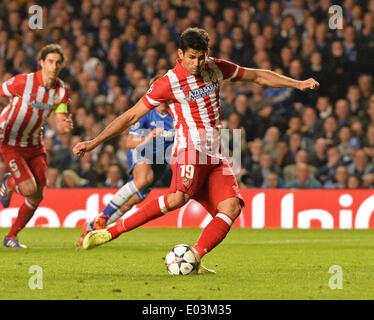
[19,185,37,197]
[217,198,242,221]
[167,191,190,210]
[134,176,153,189]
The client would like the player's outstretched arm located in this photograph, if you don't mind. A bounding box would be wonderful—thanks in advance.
[240,68,320,91]
[72,99,151,158]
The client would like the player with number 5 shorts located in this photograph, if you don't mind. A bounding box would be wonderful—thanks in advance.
[0,44,73,248]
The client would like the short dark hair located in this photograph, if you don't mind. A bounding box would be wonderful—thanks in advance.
[37,44,65,65]
[178,27,210,53]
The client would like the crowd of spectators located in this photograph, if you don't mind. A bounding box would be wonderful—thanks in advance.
[1,0,374,189]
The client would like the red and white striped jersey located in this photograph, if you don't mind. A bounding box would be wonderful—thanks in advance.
[141,57,244,158]
[0,70,69,147]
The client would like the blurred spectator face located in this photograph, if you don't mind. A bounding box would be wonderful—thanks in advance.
[114,94,130,113]
[144,48,158,67]
[232,26,244,43]
[327,147,341,165]
[116,6,128,24]
[130,70,144,87]
[254,35,267,51]
[262,24,274,41]
[358,75,373,93]
[249,21,261,38]
[219,37,233,55]
[350,120,364,138]
[305,16,317,33]
[323,116,338,133]
[302,107,317,126]
[346,86,360,103]
[99,28,111,43]
[86,80,99,98]
[315,23,328,42]
[234,94,249,114]
[338,126,351,143]
[206,0,219,15]
[367,95,374,120]
[302,38,316,56]
[310,52,322,67]
[369,0,374,14]
[253,50,269,66]
[217,20,228,37]
[288,116,302,131]
[94,63,106,82]
[203,16,215,32]
[266,172,279,188]
[81,0,92,15]
[295,150,309,163]
[343,25,355,43]
[367,125,374,143]
[259,153,273,170]
[316,96,331,113]
[223,8,236,27]
[46,168,59,188]
[353,150,368,169]
[227,112,241,130]
[314,138,328,154]
[289,60,303,79]
[107,165,123,185]
[265,127,280,146]
[9,12,21,31]
[347,175,361,189]
[270,1,282,17]
[249,139,264,157]
[334,166,348,186]
[352,5,363,20]
[331,41,344,57]
[143,5,155,23]
[289,132,302,152]
[187,9,200,25]
[281,47,293,64]
[238,10,252,30]
[295,162,310,184]
[335,99,350,119]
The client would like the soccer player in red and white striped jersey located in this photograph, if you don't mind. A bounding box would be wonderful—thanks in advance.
[0,44,73,248]
[73,28,319,272]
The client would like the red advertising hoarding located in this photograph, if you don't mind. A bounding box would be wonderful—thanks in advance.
[0,189,373,229]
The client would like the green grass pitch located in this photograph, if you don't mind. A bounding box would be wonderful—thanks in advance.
[0,227,373,300]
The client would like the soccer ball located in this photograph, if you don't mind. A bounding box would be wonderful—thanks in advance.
[165,244,200,275]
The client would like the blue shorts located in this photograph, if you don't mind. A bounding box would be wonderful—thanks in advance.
[127,148,168,200]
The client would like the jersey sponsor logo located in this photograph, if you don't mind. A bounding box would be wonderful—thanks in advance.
[183,82,220,102]
[30,100,55,111]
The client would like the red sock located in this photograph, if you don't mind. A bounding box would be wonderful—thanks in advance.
[108,195,171,239]
[193,212,234,259]
[6,199,38,238]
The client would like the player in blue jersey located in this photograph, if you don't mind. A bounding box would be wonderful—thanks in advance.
[77,86,174,246]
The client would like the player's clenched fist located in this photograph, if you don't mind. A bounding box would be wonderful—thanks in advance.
[298,78,320,91]
[73,140,95,158]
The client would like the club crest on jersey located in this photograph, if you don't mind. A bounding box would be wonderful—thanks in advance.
[182,177,190,187]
